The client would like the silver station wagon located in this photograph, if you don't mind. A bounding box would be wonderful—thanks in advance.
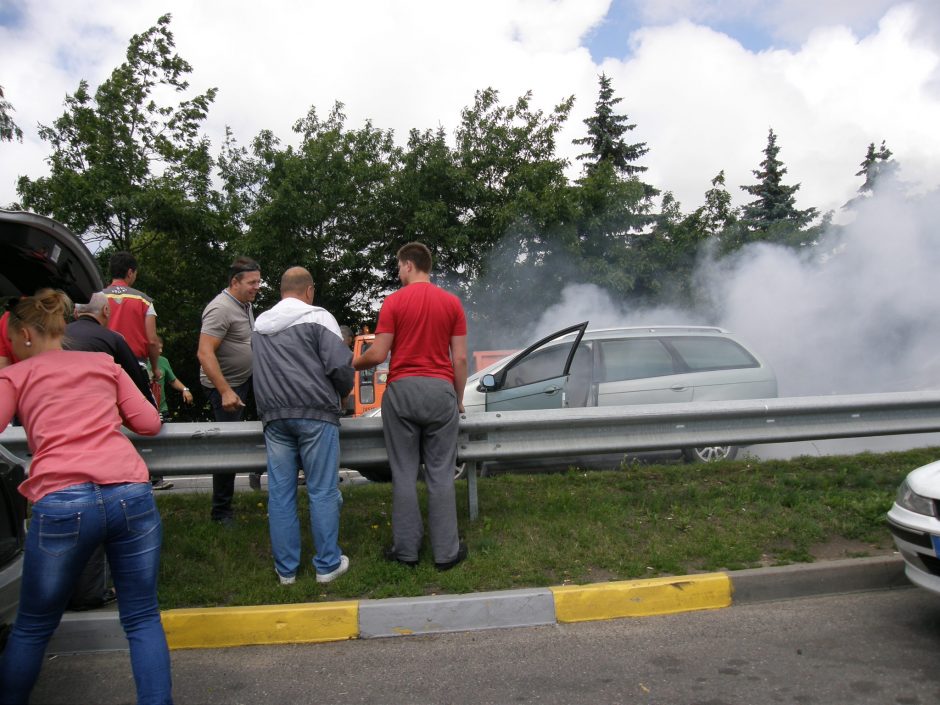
[464,322,778,462]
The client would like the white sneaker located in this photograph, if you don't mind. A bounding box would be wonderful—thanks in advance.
[276,570,296,586]
[316,555,349,583]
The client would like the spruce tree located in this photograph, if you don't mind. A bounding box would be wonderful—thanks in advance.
[575,73,656,196]
[855,140,898,195]
[739,128,817,245]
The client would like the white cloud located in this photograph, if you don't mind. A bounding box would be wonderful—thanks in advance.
[596,4,940,213]
[633,0,903,43]
[1,0,938,225]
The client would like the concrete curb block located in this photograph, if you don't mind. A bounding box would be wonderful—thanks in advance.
[731,555,908,604]
[359,588,555,638]
[550,573,731,623]
[161,601,359,650]
[46,557,909,654]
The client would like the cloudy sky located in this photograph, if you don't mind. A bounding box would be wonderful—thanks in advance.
[1,0,939,218]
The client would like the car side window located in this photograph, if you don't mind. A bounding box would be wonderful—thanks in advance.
[668,336,759,371]
[502,344,573,390]
[599,339,676,382]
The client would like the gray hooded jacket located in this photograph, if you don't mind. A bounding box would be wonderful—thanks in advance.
[251,297,354,426]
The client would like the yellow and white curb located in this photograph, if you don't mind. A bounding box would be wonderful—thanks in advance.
[48,556,906,654]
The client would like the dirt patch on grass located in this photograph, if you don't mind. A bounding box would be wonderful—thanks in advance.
[809,536,897,561]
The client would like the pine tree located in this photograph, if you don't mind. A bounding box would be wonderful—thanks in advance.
[575,74,655,196]
[739,128,817,244]
[855,140,898,195]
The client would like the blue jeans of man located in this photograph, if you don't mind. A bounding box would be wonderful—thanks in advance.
[264,418,343,577]
[0,482,172,705]
[206,380,250,521]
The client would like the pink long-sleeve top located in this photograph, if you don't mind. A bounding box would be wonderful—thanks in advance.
[0,349,162,502]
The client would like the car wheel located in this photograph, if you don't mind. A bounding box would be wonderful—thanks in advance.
[355,467,391,483]
[356,463,471,483]
[683,445,738,463]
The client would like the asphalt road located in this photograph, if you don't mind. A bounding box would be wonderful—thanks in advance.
[30,585,940,705]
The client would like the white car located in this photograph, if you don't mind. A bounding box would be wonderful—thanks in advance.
[353,322,776,482]
[466,322,777,462]
[888,461,940,594]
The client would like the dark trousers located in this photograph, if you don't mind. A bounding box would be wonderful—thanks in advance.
[206,381,250,521]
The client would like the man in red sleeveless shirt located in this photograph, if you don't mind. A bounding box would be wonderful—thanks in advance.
[101,251,161,378]
[354,242,469,570]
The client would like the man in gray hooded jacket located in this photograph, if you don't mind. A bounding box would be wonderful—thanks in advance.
[252,267,355,585]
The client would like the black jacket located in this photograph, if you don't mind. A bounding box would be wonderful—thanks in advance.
[63,316,156,407]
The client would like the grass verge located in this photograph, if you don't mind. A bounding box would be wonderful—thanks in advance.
[154,447,932,609]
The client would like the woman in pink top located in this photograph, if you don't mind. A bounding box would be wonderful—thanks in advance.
[0,290,171,705]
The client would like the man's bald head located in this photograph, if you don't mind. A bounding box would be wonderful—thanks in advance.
[280,267,314,304]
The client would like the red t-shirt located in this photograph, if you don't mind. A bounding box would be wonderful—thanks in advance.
[0,312,17,364]
[376,282,467,384]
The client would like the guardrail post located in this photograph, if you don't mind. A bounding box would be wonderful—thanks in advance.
[467,461,479,521]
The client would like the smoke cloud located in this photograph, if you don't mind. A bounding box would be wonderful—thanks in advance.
[516,181,940,397]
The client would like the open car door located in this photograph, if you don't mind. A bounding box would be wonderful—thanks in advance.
[481,322,589,412]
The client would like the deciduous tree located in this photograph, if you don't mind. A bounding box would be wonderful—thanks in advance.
[0,85,23,143]
[16,14,218,252]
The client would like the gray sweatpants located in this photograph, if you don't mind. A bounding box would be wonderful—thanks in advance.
[381,376,460,564]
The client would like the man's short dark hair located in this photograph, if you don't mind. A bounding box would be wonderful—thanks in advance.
[228,256,261,285]
[109,251,138,280]
[397,242,432,273]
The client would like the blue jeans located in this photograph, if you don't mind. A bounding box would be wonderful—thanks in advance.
[0,482,172,705]
[264,418,343,577]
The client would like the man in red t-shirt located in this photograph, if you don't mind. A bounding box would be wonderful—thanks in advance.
[354,242,469,570]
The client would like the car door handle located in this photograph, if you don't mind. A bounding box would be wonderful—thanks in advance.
[670,384,688,392]
[543,386,561,395]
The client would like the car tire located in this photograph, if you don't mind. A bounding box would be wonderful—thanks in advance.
[355,463,471,483]
[356,467,391,483]
[683,445,738,463]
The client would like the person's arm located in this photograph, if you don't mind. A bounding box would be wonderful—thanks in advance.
[197,332,243,412]
[353,332,393,371]
[115,367,162,436]
[450,334,469,413]
[0,377,15,430]
[321,330,355,398]
[162,358,192,403]
[168,376,194,404]
[145,313,161,379]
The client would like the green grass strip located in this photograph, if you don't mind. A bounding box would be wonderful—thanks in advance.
[154,447,933,609]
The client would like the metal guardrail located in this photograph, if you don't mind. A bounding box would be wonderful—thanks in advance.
[3,391,940,519]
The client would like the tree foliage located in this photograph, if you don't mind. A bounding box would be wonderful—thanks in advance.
[222,103,401,329]
[856,140,898,195]
[0,85,23,143]
[736,128,818,249]
[12,13,900,371]
[575,74,651,185]
[16,14,218,252]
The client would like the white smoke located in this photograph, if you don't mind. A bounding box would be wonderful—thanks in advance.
[528,181,940,397]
